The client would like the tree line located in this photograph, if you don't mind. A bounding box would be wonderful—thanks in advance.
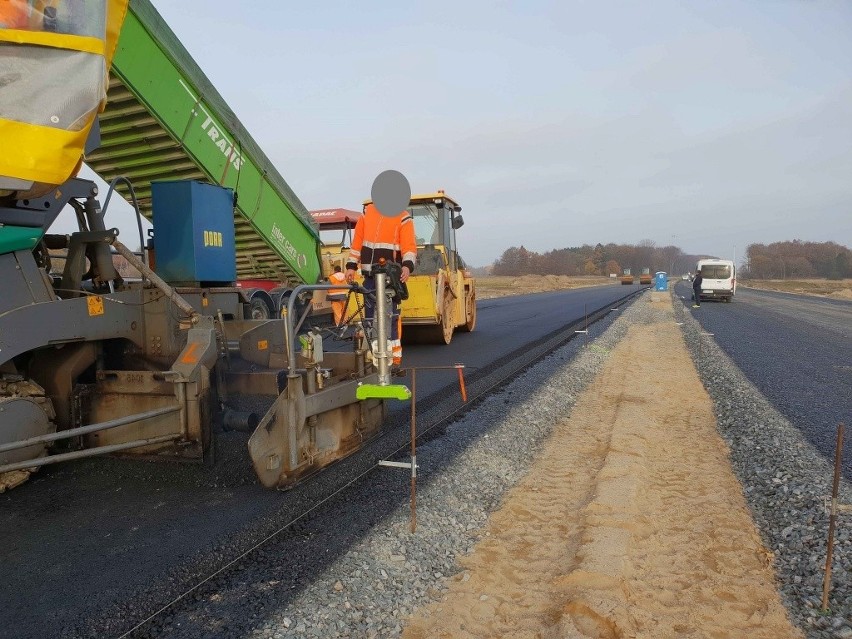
[490,241,701,277]
[744,241,852,280]
[485,239,852,280]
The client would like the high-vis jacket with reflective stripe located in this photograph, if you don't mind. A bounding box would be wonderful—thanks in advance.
[346,203,417,276]
[327,270,348,300]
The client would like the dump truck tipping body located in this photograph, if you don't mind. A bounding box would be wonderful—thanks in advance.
[85,0,322,287]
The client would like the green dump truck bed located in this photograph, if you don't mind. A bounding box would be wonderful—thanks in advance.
[85,0,321,286]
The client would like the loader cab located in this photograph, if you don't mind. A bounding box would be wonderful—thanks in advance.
[310,208,362,250]
[406,191,464,274]
[310,207,362,279]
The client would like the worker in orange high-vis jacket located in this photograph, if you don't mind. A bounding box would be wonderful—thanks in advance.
[345,203,417,367]
[327,265,348,326]
[0,0,28,28]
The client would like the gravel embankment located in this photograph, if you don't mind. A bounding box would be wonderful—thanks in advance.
[672,282,852,476]
[674,296,852,638]
[135,290,849,638]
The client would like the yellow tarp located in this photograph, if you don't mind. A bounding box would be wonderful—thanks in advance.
[0,0,129,187]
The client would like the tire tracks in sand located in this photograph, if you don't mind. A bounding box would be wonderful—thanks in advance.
[401,295,802,639]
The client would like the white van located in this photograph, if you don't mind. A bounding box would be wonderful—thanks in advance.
[695,259,736,302]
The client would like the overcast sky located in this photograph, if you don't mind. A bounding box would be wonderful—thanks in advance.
[82,0,852,267]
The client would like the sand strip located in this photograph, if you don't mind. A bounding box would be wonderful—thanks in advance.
[401,295,801,639]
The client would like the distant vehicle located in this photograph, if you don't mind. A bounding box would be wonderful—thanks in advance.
[695,259,736,302]
[639,268,652,286]
[620,268,635,285]
[681,274,689,281]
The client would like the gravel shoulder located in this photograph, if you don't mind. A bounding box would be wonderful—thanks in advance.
[675,291,852,638]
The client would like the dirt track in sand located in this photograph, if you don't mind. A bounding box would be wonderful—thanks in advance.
[401,296,802,639]
[742,278,852,300]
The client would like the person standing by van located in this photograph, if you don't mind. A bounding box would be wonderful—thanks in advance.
[692,269,703,308]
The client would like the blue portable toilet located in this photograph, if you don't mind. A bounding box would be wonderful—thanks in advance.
[654,272,668,291]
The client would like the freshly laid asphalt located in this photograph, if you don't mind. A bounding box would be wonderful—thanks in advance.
[0,283,638,639]
[674,282,852,478]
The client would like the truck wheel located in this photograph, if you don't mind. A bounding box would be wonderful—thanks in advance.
[279,290,312,322]
[244,290,276,320]
[459,289,476,332]
[268,287,288,314]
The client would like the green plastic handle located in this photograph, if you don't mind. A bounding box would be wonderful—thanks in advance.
[356,384,411,401]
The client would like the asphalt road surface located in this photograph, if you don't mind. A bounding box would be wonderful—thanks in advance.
[0,283,638,639]
[675,282,852,478]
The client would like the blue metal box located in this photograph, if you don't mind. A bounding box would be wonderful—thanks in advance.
[151,181,236,285]
[654,272,668,291]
